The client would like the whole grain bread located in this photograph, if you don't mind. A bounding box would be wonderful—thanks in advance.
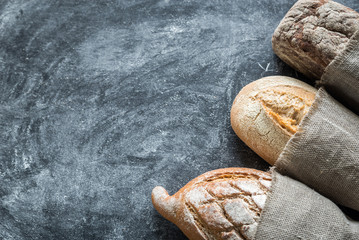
[152,168,271,240]
[272,0,359,80]
[230,76,316,165]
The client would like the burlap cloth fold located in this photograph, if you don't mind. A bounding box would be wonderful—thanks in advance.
[255,171,359,239]
[320,30,359,115]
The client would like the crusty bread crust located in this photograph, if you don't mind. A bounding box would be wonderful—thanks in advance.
[272,0,359,79]
[230,76,316,165]
[152,168,271,240]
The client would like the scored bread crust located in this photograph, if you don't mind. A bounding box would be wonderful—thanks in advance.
[272,0,359,80]
[230,76,316,165]
[152,168,272,240]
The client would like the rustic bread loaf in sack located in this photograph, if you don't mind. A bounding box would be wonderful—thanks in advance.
[152,168,271,240]
[230,76,316,165]
[272,0,359,80]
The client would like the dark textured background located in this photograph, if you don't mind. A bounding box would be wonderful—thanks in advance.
[0,0,358,239]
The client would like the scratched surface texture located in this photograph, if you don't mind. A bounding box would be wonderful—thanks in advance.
[0,0,358,239]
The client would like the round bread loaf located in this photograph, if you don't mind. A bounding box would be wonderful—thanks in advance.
[152,168,271,240]
[230,76,316,165]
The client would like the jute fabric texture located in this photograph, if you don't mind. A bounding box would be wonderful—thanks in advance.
[255,171,359,239]
[321,30,359,114]
[275,88,359,211]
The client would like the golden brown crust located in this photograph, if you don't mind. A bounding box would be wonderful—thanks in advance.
[272,0,359,79]
[230,76,316,165]
[152,168,271,240]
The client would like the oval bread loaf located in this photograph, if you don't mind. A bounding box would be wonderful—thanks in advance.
[230,76,316,165]
[152,168,272,240]
[272,0,359,80]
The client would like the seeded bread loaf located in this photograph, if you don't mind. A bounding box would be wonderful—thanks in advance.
[272,0,359,80]
[230,76,316,165]
[152,168,272,240]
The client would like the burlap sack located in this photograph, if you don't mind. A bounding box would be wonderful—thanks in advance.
[255,171,359,239]
[275,88,359,211]
[255,28,359,239]
[273,29,359,212]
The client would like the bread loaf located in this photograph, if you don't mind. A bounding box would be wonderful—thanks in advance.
[272,0,359,80]
[230,76,316,165]
[152,168,272,240]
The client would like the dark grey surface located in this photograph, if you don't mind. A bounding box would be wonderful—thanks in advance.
[0,0,358,239]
